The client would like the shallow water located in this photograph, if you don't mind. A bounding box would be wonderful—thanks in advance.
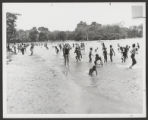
[6,38,145,114]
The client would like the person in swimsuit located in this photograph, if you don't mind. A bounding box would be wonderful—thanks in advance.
[89,48,93,63]
[63,44,70,66]
[109,45,115,62]
[89,65,97,76]
[103,47,107,63]
[55,46,59,54]
[129,44,138,69]
[94,54,103,66]
[30,43,34,56]
[74,45,82,62]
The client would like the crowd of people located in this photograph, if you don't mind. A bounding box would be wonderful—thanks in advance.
[7,41,140,76]
[7,43,29,55]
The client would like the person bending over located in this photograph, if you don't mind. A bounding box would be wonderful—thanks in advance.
[89,65,97,76]
[94,54,103,66]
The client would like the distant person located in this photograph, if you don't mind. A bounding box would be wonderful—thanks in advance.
[73,43,75,48]
[24,43,27,53]
[74,46,82,62]
[102,43,104,47]
[120,46,125,63]
[121,46,129,63]
[137,43,140,49]
[89,65,97,76]
[95,47,98,52]
[129,44,138,69]
[59,44,62,50]
[13,43,17,54]
[117,43,120,52]
[63,44,71,66]
[102,43,107,63]
[89,48,93,63]
[80,42,85,51]
[20,43,25,55]
[55,46,59,54]
[125,45,130,59]
[44,43,49,50]
[109,45,115,62]
[122,47,126,63]
[30,43,34,56]
[103,47,107,63]
[79,47,82,59]
[17,44,21,53]
[7,44,11,52]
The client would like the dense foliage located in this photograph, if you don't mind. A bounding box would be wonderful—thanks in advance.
[6,12,21,42]
[7,13,143,43]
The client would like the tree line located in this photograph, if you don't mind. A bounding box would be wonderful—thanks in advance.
[7,12,143,43]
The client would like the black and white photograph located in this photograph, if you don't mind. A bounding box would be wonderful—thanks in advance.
[2,2,146,118]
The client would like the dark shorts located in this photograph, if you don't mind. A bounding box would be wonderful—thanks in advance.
[131,54,135,59]
[132,58,136,65]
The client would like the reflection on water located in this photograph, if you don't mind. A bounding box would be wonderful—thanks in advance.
[89,76,98,87]
[63,66,70,76]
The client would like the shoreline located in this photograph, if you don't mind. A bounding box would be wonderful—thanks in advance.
[7,37,143,44]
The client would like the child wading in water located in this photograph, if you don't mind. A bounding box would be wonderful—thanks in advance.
[89,48,93,63]
[55,46,59,54]
[89,65,97,76]
[109,45,115,62]
[21,43,25,55]
[44,43,49,50]
[63,44,71,66]
[13,43,17,54]
[94,54,103,66]
[120,46,126,63]
[103,47,107,63]
[102,43,107,63]
[30,43,34,56]
[74,45,82,62]
[129,44,138,69]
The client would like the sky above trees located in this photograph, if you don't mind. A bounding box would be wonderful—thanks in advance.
[3,2,145,31]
